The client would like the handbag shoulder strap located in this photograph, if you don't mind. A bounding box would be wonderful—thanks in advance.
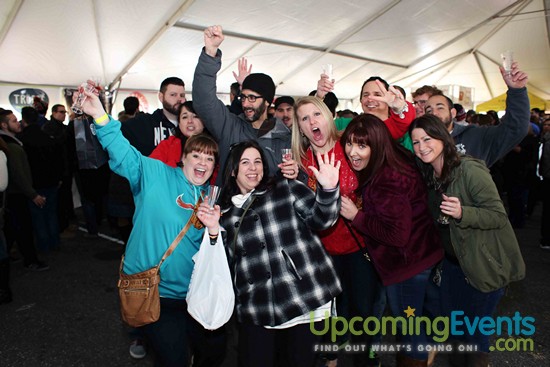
[156,215,194,269]
[343,218,371,262]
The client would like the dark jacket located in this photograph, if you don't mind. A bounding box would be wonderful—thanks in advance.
[540,132,550,179]
[451,87,530,168]
[352,165,443,286]
[121,109,175,156]
[0,132,37,199]
[221,178,342,326]
[18,124,64,189]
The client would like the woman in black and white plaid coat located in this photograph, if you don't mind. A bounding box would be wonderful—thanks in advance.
[219,140,342,367]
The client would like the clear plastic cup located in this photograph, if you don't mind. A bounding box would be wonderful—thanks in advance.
[281,148,293,162]
[500,50,514,76]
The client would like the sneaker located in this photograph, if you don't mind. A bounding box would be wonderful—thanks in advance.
[540,243,550,250]
[24,262,50,272]
[129,339,147,359]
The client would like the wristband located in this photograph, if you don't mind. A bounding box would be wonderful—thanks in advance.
[94,113,109,124]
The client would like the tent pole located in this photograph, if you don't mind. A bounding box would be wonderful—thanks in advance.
[0,0,24,49]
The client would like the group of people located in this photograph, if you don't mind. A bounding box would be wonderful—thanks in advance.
[0,23,536,367]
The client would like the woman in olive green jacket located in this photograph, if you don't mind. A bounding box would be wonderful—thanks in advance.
[409,115,525,367]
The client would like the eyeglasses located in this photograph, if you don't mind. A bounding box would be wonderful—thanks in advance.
[239,94,263,103]
[413,100,428,106]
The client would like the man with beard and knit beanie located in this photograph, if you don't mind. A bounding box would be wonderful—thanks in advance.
[193,25,297,184]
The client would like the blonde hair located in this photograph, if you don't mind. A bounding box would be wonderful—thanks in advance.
[291,96,339,171]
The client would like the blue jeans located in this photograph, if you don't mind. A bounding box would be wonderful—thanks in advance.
[28,187,60,252]
[385,267,433,360]
[440,258,505,352]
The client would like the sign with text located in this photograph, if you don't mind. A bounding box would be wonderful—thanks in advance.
[9,88,49,113]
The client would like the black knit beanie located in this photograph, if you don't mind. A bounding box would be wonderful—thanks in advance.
[241,73,276,105]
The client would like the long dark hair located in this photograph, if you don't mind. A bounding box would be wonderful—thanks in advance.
[408,114,461,188]
[340,114,416,189]
[218,140,273,209]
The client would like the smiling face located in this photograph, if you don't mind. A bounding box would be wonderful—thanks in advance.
[240,89,268,125]
[360,81,388,120]
[181,150,215,185]
[425,95,455,131]
[411,127,445,174]
[344,137,371,171]
[235,147,264,194]
[179,106,204,138]
[296,102,333,154]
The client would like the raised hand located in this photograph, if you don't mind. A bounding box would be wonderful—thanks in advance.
[316,74,334,99]
[81,80,105,120]
[204,25,224,57]
[501,61,528,89]
[308,152,341,190]
[368,80,407,112]
[232,57,253,85]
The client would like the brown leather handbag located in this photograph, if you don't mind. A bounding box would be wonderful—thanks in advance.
[117,217,193,327]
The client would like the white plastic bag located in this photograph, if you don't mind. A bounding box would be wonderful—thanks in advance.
[187,231,235,330]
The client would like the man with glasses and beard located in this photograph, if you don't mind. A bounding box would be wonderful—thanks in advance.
[192,25,295,184]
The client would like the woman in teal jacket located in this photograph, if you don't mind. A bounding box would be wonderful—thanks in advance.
[410,115,525,367]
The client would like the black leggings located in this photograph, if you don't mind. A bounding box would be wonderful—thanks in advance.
[141,298,227,367]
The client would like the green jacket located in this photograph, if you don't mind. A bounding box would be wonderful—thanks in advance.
[447,157,525,292]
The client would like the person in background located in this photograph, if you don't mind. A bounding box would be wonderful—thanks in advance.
[423,61,529,169]
[43,104,77,236]
[81,84,227,367]
[273,96,295,128]
[18,107,64,253]
[410,114,525,367]
[32,96,50,127]
[0,137,11,304]
[0,109,49,271]
[218,140,342,367]
[411,85,443,117]
[122,77,186,155]
[539,118,550,250]
[340,114,443,367]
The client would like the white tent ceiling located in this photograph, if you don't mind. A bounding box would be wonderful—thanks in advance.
[1,0,549,109]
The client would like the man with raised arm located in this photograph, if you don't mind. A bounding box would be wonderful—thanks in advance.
[424,62,530,168]
[192,25,296,183]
